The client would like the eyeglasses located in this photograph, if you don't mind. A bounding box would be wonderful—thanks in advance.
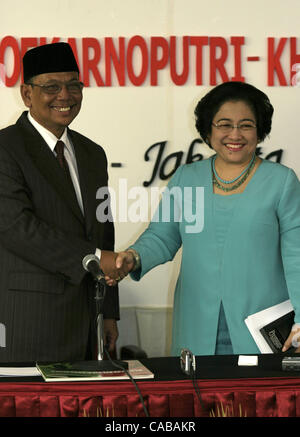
[26,81,84,95]
[212,122,257,133]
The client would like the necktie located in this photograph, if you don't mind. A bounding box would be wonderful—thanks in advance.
[54,141,82,217]
[54,140,79,198]
[54,141,83,217]
[55,140,71,177]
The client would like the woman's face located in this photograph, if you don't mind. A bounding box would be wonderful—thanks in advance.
[207,100,258,166]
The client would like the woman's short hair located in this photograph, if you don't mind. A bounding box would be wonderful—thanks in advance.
[194,81,274,147]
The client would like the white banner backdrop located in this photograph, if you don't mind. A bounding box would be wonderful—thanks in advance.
[1,0,300,355]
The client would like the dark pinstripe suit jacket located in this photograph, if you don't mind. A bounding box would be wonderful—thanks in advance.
[0,112,119,362]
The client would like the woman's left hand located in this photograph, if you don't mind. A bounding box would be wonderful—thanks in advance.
[282,325,300,353]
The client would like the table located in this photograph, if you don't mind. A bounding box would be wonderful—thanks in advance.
[0,355,300,417]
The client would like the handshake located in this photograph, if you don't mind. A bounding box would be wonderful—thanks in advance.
[99,249,140,286]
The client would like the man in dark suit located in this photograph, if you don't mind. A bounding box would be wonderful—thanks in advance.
[0,43,124,362]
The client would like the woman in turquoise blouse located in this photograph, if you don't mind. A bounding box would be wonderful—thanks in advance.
[113,81,300,356]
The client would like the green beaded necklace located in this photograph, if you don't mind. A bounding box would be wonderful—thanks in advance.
[212,154,257,192]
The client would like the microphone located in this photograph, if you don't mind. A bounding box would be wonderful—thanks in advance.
[82,254,104,281]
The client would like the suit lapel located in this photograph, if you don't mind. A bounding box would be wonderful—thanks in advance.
[16,113,84,224]
[69,130,98,236]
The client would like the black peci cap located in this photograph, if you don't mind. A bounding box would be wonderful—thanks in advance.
[23,42,79,83]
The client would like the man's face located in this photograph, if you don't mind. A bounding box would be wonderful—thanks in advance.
[21,71,83,138]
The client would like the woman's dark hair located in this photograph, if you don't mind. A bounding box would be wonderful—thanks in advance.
[194,81,274,147]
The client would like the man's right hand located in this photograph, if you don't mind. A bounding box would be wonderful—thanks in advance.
[100,250,129,281]
[104,251,136,286]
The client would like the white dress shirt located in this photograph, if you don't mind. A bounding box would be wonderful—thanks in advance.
[27,112,102,261]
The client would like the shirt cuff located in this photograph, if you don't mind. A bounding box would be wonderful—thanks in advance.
[95,248,102,261]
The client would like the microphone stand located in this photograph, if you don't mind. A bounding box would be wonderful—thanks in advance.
[95,277,105,361]
[72,276,128,372]
[94,277,114,367]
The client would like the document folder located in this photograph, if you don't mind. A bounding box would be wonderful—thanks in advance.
[245,300,294,353]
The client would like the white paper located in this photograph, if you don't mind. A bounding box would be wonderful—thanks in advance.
[245,299,294,353]
[238,355,258,366]
[0,367,41,377]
